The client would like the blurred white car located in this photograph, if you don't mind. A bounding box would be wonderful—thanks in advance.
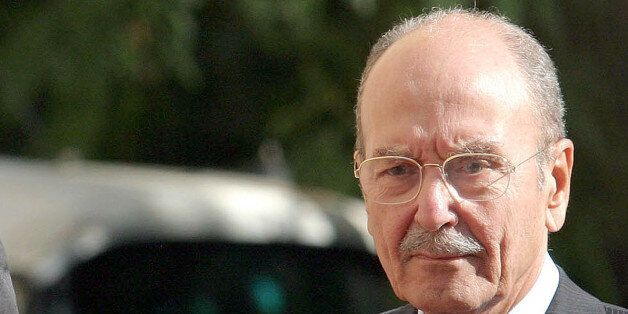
[0,157,399,313]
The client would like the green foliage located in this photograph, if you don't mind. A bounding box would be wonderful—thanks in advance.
[0,0,203,157]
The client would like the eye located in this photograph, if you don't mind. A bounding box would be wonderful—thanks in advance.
[446,155,508,177]
[463,159,491,174]
[386,164,414,176]
[363,158,420,181]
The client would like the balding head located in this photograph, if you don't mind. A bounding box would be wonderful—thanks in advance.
[355,8,565,160]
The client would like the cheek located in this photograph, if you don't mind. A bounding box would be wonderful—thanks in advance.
[507,191,549,256]
[476,190,548,281]
[500,180,548,241]
[475,198,519,260]
[378,206,415,252]
[455,201,502,251]
[454,200,507,284]
[366,203,415,279]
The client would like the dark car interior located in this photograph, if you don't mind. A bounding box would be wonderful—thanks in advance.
[28,242,400,314]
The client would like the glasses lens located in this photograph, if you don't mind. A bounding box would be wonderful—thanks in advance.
[358,157,421,204]
[443,154,511,201]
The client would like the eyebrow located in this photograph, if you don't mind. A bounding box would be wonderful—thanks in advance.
[455,139,503,155]
[371,146,413,158]
[369,139,504,159]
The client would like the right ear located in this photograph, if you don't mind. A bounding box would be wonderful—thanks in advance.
[354,150,373,234]
[353,150,363,175]
[353,150,363,162]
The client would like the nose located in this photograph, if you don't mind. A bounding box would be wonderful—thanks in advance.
[413,165,458,231]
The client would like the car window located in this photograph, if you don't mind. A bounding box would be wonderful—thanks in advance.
[68,242,401,314]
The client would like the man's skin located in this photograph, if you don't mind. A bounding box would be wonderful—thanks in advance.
[355,14,574,313]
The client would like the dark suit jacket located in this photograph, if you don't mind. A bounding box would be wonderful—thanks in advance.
[545,267,626,314]
[381,266,627,314]
[0,242,17,313]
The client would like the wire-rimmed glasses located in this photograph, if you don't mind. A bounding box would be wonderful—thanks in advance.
[354,148,548,204]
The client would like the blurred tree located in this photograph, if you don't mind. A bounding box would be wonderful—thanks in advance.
[0,1,202,159]
[0,0,625,306]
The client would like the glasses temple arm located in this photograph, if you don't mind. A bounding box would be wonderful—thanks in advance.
[485,143,554,187]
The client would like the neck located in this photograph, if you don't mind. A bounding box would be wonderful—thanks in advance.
[483,251,547,313]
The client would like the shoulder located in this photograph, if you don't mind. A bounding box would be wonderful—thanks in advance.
[0,242,18,313]
[604,303,628,314]
[380,304,417,314]
[546,265,627,314]
[602,303,628,314]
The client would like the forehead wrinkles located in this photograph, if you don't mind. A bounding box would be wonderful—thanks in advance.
[414,101,499,148]
[399,100,488,150]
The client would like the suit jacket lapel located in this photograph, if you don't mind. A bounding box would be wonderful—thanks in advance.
[545,266,606,314]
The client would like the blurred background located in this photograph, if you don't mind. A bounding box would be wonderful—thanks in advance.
[0,0,625,312]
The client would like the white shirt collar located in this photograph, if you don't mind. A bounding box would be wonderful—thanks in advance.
[415,252,559,314]
[508,252,559,314]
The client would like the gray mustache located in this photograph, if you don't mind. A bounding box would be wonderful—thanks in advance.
[399,226,484,256]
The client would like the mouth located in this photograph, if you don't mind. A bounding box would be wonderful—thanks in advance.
[407,251,474,262]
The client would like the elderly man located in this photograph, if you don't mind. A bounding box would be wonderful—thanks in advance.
[353,8,626,314]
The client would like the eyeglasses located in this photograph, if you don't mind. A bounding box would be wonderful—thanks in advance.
[354,147,548,204]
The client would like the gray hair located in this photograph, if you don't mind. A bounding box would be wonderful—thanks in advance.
[354,8,566,168]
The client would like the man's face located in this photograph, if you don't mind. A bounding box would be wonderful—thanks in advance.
[358,23,554,313]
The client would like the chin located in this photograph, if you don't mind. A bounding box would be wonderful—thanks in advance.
[407,293,485,313]
[398,276,497,313]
